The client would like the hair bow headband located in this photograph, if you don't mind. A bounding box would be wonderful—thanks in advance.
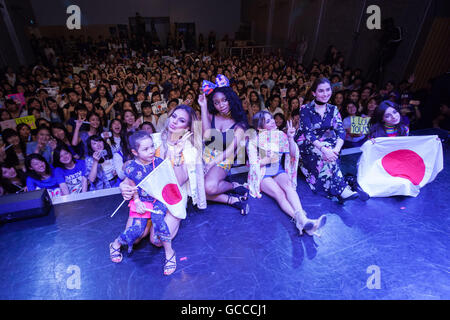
[201,74,230,95]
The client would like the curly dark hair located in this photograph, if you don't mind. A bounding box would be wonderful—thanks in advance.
[206,87,249,129]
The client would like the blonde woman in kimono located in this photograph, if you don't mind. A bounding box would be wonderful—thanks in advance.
[119,105,206,246]
[247,111,326,236]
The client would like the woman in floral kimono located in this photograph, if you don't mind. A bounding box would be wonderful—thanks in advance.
[247,111,326,236]
[296,78,360,203]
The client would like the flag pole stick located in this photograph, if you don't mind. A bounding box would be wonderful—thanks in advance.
[110,159,172,218]
[110,199,126,218]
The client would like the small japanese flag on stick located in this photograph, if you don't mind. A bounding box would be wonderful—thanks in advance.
[138,159,187,219]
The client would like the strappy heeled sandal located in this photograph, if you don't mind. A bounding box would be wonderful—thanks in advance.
[230,183,249,201]
[303,215,327,237]
[109,242,123,263]
[164,251,177,276]
[293,211,305,235]
[227,194,250,215]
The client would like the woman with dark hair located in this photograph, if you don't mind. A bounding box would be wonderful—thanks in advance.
[84,135,118,190]
[0,162,27,194]
[139,121,156,134]
[274,113,287,131]
[26,126,56,164]
[50,122,83,159]
[198,81,250,215]
[121,109,140,133]
[1,128,27,171]
[53,144,88,195]
[25,153,63,199]
[72,112,102,157]
[297,78,366,203]
[368,100,409,138]
[16,123,32,144]
[45,97,65,123]
[0,109,12,121]
[92,84,112,110]
[106,118,123,153]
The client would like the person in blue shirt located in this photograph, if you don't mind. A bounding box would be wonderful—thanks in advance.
[53,145,87,195]
[25,153,63,199]
[26,126,56,164]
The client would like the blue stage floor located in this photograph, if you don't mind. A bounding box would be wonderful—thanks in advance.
[0,144,449,300]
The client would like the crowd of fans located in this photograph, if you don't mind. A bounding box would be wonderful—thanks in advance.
[0,35,448,198]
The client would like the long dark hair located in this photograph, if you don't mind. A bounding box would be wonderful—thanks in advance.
[86,135,113,163]
[207,87,249,129]
[369,100,408,138]
[0,162,26,193]
[1,128,26,167]
[25,153,52,181]
[52,144,75,169]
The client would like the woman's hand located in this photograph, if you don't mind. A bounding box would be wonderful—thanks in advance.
[331,146,341,156]
[92,150,102,162]
[48,138,57,151]
[119,182,137,200]
[134,199,147,214]
[321,146,338,162]
[198,93,207,110]
[173,131,192,156]
[286,120,296,140]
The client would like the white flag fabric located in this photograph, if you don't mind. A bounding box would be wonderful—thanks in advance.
[357,135,443,197]
[138,159,187,219]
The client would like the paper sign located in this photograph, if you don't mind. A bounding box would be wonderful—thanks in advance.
[350,116,370,135]
[0,119,17,131]
[44,87,59,98]
[152,101,168,115]
[7,93,25,107]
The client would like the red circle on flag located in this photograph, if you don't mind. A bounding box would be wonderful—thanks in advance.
[162,184,182,205]
[381,149,425,185]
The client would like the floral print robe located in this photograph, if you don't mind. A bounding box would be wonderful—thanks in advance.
[296,102,348,198]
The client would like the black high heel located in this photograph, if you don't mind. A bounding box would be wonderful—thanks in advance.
[227,195,249,215]
[230,183,249,201]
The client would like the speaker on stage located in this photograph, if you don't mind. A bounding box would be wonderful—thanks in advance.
[0,189,53,223]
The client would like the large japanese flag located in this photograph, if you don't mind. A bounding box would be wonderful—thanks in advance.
[357,135,443,197]
[138,159,187,219]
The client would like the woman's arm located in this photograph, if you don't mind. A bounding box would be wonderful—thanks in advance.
[59,182,70,195]
[87,153,101,183]
[198,93,212,138]
[81,176,88,192]
[71,119,83,146]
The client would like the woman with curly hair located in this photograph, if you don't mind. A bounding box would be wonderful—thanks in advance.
[198,76,250,215]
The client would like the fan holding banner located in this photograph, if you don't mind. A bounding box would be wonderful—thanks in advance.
[357,135,443,197]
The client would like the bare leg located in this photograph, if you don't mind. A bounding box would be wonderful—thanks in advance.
[204,166,233,197]
[274,173,304,213]
[162,240,176,276]
[150,211,181,247]
[260,177,296,219]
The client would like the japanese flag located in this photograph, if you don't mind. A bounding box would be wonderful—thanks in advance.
[138,159,187,219]
[357,135,443,197]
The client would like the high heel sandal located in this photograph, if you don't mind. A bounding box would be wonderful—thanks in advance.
[293,211,305,235]
[303,215,327,237]
[230,183,249,201]
[227,194,250,215]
